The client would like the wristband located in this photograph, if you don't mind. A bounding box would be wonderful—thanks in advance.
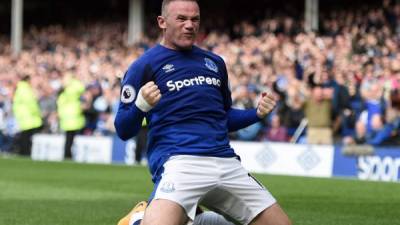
[135,88,153,112]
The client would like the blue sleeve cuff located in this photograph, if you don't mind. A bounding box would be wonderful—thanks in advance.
[227,108,261,132]
[114,103,146,140]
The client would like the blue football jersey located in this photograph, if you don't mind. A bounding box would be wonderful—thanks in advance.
[115,44,260,181]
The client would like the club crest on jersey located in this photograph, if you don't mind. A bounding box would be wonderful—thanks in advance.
[204,58,218,73]
[120,85,136,103]
[160,181,175,193]
[162,64,175,73]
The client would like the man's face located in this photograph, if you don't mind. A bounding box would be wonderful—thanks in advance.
[312,86,323,101]
[158,1,200,50]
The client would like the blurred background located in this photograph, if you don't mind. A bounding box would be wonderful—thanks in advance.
[2,2,400,224]
[1,0,400,167]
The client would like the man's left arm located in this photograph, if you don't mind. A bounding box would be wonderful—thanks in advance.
[226,108,260,132]
[219,59,276,132]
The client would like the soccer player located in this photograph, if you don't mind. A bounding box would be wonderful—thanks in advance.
[117,201,235,225]
[114,0,292,225]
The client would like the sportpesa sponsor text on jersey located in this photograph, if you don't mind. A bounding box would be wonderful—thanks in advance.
[114,44,260,182]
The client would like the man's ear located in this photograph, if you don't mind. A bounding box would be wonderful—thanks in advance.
[157,16,167,29]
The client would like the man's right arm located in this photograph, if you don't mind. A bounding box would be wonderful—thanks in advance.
[114,99,146,141]
[114,62,160,140]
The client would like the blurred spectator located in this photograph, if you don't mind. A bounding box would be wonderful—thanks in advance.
[39,81,57,133]
[382,90,400,144]
[261,114,289,142]
[82,82,102,135]
[275,76,306,137]
[0,94,12,153]
[12,75,43,155]
[330,71,351,135]
[231,84,263,140]
[57,73,85,159]
[0,79,17,153]
[303,77,334,145]
[345,89,400,145]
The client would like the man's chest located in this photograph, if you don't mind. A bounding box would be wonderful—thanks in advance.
[152,56,223,95]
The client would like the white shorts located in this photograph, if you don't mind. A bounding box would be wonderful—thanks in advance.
[153,155,276,225]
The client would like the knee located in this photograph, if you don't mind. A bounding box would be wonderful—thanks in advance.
[251,204,292,225]
[141,199,187,225]
[274,214,292,225]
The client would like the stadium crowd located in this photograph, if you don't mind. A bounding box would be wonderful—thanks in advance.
[1,0,400,154]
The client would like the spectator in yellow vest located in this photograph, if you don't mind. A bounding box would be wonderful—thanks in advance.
[12,75,43,156]
[57,73,85,159]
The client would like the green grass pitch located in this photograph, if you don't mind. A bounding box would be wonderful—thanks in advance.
[0,156,399,225]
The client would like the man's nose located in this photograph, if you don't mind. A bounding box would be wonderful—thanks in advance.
[184,20,194,30]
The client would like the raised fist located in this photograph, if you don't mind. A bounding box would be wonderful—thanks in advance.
[136,81,162,112]
[257,92,277,119]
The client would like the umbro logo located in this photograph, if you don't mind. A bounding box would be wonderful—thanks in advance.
[162,64,175,73]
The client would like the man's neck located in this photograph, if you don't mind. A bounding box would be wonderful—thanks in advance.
[160,39,193,51]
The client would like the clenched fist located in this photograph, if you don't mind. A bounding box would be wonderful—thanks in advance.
[135,81,162,112]
[256,92,276,119]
